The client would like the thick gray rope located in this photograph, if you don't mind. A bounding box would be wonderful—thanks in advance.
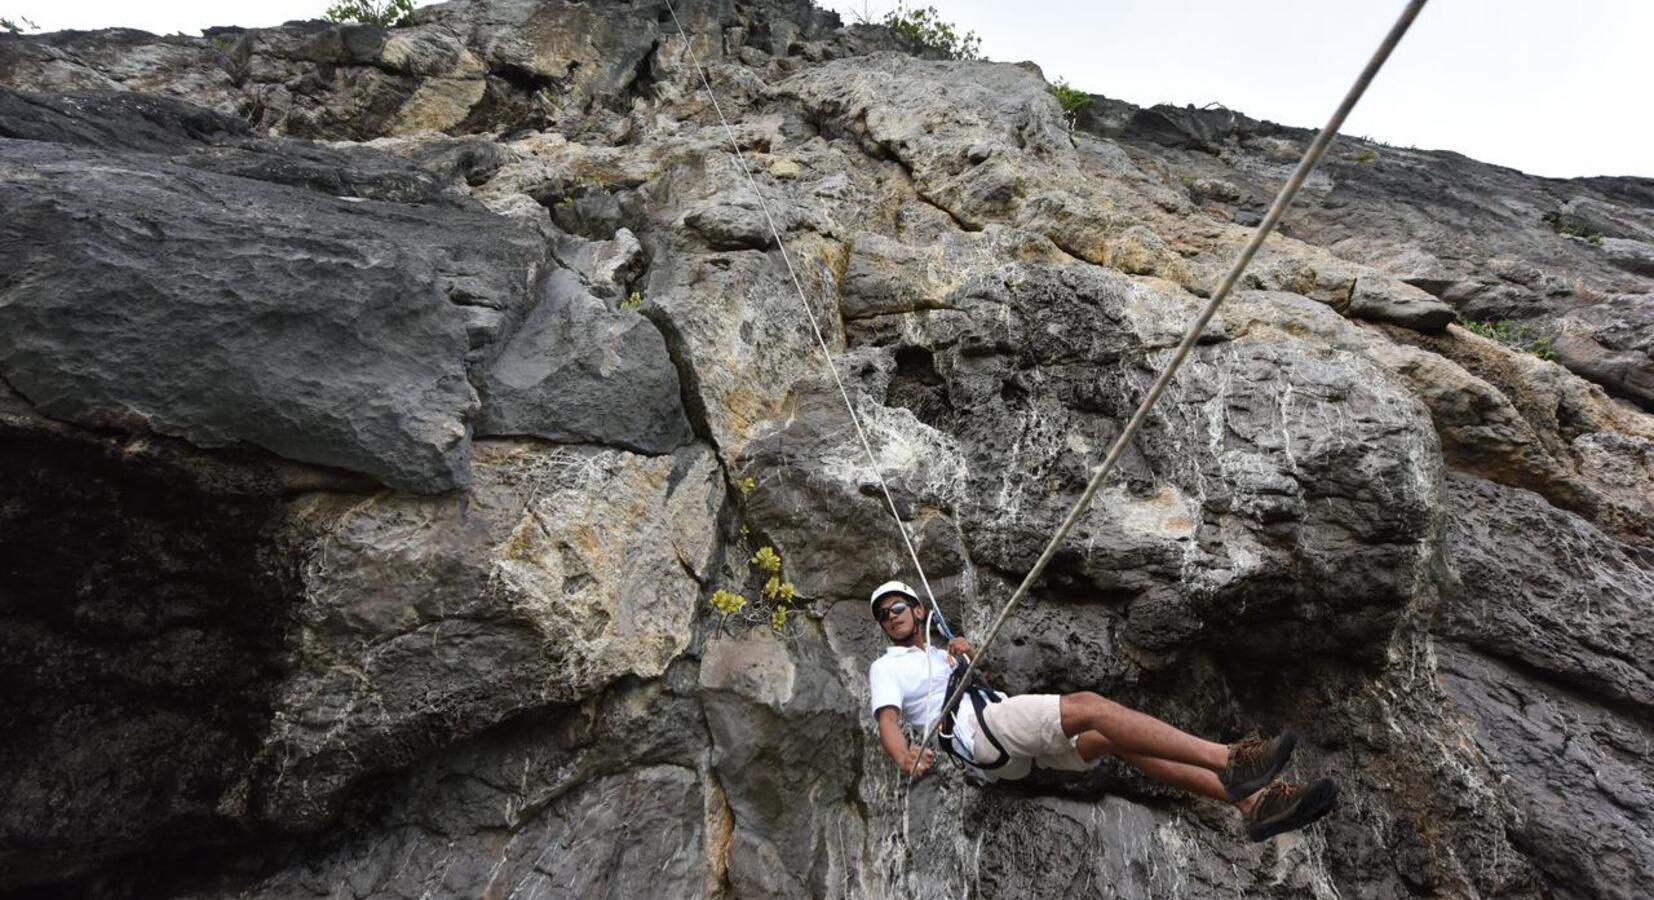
[660,0,948,617]
[915,0,1431,759]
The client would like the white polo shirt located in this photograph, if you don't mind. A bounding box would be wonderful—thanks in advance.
[868,644,982,769]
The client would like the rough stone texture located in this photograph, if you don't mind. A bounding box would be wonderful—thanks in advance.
[0,91,548,492]
[1076,91,1654,407]
[475,268,695,453]
[261,440,723,829]
[1552,293,1654,410]
[1348,275,1457,331]
[1438,474,1654,899]
[0,427,299,890]
[2,2,1652,898]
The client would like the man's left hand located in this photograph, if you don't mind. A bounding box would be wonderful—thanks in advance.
[946,636,975,663]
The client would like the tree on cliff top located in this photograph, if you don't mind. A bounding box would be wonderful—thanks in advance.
[879,2,982,60]
[323,0,416,28]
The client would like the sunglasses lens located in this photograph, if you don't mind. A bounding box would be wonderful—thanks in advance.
[877,600,911,621]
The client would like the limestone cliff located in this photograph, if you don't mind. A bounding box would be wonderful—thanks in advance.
[1,1,1651,897]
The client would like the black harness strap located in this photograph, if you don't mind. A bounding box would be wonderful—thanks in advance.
[938,664,1013,770]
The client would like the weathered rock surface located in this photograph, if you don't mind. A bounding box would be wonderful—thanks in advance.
[1437,475,1654,899]
[2,1,1651,898]
[475,268,694,452]
[1077,91,1654,408]
[0,87,548,491]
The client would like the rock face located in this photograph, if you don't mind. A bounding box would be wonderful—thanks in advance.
[1076,94,1654,410]
[0,2,1650,898]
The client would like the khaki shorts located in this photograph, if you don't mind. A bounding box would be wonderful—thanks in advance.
[965,694,1099,779]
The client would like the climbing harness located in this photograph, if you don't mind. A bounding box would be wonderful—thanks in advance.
[937,662,1013,771]
[663,0,1430,779]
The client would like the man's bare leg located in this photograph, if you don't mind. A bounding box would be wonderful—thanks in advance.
[1060,692,1229,771]
[1074,731,1257,813]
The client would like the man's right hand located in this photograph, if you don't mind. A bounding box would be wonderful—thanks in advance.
[901,745,936,779]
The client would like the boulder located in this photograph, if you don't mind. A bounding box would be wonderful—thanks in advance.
[475,268,694,454]
[258,441,723,827]
[1548,294,1654,411]
[0,106,546,491]
[1348,276,1457,331]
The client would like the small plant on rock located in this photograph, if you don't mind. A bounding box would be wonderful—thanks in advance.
[707,478,805,637]
[2,15,38,33]
[618,291,643,310]
[881,2,981,60]
[323,0,416,28]
[1541,211,1603,245]
[750,545,782,574]
[710,589,748,616]
[1350,149,1379,164]
[1049,78,1091,130]
[1458,316,1557,361]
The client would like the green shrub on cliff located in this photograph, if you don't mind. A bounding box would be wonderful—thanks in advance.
[1049,79,1091,127]
[882,2,981,60]
[1459,316,1557,361]
[2,15,38,33]
[323,0,415,28]
[1541,211,1603,245]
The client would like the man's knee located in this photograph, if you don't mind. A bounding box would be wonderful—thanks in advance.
[1059,691,1114,735]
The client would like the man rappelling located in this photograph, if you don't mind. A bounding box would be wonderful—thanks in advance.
[867,580,1341,842]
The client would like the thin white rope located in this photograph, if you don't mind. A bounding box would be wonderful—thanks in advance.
[916,0,1431,760]
[662,0,948,624]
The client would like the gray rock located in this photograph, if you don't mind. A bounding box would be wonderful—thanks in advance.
[1348,275,1457,331]
[258,441,722,828]
[0,427,300,891]
[476,268,694,454]
[1434,472,1654,898]
[1438,647,1654,900]
[1189,176,1242,203]
[184,674,720,900]
[1601,236,1654,277]
[3,2,1654,897]
[1440,473,1654,715]
[0,128,544,492]
[0,85,247,151]
[700,626,866,897]
[1553,293,1654,410]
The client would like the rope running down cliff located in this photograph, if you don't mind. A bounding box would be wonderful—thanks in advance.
[915,0,1432,760]
[661,0,952,632]
[664,0,1430,774]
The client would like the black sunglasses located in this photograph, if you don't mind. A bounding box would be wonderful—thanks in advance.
[875,600,915,622]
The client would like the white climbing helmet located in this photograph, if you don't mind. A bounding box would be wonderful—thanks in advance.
[869,580,920,618]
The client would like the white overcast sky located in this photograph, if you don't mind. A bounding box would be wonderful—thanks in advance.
[8,1,1650,179]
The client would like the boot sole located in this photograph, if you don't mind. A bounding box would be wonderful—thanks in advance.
[1247,777,1339,842]
[1224,728,1299,802]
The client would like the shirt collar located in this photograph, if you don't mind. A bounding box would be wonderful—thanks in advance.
[884,645,942,656]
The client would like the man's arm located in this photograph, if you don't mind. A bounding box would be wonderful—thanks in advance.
[875,706,934,778]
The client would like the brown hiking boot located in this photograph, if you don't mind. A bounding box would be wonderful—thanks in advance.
[1244,778,1339,841]
[1220,729,1298,802]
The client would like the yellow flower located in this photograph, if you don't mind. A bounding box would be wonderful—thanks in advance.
[750,546,781,573]
[762,575,797,601]
[737,476,756,496]
[709,589,746,615]
[770,606,789,630]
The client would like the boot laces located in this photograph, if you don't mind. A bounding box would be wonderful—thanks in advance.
[1261,780,1297,803]
[1248,780,1299,822]
[1230,734,1268,769]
